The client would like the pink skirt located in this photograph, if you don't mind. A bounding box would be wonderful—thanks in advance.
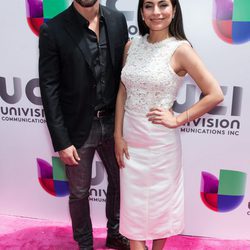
[119,109,184,240]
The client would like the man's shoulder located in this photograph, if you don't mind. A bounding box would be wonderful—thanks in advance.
[44,5,70,27]
[39,6,71,35]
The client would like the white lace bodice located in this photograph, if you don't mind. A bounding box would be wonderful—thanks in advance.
[121,35,189,115]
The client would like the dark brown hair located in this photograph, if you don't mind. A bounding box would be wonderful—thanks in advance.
[137,0,188,41]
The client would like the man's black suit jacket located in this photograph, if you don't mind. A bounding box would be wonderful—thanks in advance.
[39,4,128,152]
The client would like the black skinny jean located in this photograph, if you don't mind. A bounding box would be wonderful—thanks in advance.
[66,114,120,247]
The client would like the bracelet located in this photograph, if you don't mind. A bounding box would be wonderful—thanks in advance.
[186,110,190,123]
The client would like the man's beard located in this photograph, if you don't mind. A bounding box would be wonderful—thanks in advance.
[74,0,98,8]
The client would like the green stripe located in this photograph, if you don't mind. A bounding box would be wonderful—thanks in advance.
[218,169,246,195]
[233,0,250,22]
[52,156,67,181]
[43,0,71,19]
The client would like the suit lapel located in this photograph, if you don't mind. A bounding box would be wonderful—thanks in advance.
[63,5,93,69]
[62,5,117,73]
[102,6,115,67]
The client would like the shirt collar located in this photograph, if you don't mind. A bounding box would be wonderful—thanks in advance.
[72,4,105,28]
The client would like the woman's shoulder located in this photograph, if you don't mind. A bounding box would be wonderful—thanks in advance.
[172,39,197,67]
[125,35,144,52]
[173,38,191,47]
[124,40,132,54]
[130,35,145,44]
[170,38,192,56]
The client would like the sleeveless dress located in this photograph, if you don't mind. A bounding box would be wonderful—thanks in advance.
[119,35,190,240]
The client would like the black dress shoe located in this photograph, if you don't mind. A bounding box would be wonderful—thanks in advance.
[106,233,130,250]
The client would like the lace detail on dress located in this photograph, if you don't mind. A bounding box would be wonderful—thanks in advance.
[121,35,189,115]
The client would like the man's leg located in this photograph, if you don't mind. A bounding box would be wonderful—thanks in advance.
[97,138,120,235]
[66,146,96,249]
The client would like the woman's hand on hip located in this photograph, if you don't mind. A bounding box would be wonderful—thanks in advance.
[147,107,179,128]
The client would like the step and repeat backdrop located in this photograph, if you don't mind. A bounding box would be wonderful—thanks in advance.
[0,0,249,240]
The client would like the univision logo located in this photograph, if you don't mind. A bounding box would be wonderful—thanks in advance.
[37,157,106,197]
[26,0,72,36]
[213,0,250,44]
[37,157,69,197]
[201,169,247,212]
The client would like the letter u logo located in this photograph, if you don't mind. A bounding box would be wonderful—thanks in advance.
[213,0,250,44]
[201,169,247,212]
[25,0,71,36]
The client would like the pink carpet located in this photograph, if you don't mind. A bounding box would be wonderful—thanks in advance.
[0,215,249,249]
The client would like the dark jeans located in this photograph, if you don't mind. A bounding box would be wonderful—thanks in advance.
[66,114,120,248]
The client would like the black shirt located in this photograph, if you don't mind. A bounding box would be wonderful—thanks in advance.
[73,5,115,111]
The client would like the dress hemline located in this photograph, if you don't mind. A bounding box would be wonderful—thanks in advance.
[119,226,184,241]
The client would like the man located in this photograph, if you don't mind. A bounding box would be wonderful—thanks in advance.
[38,0,129,249]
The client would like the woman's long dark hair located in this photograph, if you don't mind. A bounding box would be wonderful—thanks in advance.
[137,0,188,41]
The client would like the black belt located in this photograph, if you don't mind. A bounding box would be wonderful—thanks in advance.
[94,108,114,118]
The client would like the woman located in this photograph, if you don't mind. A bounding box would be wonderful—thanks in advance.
[114,0,224,249]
